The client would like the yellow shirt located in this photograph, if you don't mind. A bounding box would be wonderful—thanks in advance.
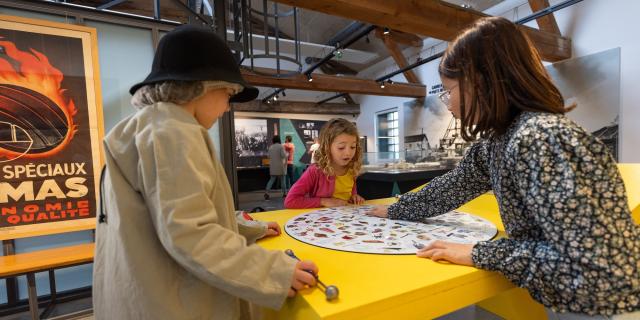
[332,171,354,201]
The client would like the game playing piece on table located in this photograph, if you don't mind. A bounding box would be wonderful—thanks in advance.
[284,205,498,255]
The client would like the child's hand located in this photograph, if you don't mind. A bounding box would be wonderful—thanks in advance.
[288,260,318,297]
[320,197,348,207]
[416,241,474,266]
[366,205,389,218]
[263,222,281,238]
[349,194,365,205]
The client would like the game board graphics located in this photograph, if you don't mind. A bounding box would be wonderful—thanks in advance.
[285,205,498,254]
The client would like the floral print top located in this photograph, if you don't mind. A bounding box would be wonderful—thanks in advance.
[387,112,640,316]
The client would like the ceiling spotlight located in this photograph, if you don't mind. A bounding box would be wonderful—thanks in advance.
[383,27,390,35]
[306,74,314,82]
[334,48,343,59]
[387,79,394,85]
[282,90,286,97]
[379,81,385,89]
[343,96,347,102]
[274,95,278,101]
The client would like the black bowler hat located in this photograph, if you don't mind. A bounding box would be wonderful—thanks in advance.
[129,24,258,103]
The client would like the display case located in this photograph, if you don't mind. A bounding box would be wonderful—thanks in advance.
[361,149,462,173]
[357,150,462,199]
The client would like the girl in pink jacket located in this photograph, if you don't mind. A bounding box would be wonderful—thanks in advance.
[285,118,365,208]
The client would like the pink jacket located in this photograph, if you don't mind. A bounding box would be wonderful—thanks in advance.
[284,165,358,209]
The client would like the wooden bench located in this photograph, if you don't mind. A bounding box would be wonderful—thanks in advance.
[0,222,95,320]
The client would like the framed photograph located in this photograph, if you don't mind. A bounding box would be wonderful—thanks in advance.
[0,15,104,239]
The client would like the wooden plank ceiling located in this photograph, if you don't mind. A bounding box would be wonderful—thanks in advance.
[69,0,570,99]
[270,0,571,62]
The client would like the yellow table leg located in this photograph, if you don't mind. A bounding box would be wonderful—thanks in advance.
[477,287,547,320]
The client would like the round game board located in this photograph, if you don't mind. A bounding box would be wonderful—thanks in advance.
[285,205,498,255]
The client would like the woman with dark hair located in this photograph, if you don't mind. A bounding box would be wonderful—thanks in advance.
[369,17,639,319]
[93,25,317,320]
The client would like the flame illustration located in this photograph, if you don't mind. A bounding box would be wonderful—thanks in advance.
[0,39,77,160]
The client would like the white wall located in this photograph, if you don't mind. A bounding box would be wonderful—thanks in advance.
[355,0,640,162]
[546,0,640,162]
[353,42,447,154]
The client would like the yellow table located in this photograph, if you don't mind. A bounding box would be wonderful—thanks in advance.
[618,163,640,223]
[252,163,640,319]
[253,195,545,320]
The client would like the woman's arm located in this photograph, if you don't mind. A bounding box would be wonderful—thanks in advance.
[387,141,492,221]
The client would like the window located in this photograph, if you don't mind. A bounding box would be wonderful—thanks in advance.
[377,110,399,153]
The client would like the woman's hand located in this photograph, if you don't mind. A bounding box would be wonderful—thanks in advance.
[416,241,474,266]
[349,194,365,205]
[263,222,281,238]
[366,205,389,218]
[288,260,318,297]
[320,197,348,207]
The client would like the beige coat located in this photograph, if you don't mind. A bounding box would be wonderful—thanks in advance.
[93,102,297,320]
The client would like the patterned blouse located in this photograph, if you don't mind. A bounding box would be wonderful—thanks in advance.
[388,112,640,316]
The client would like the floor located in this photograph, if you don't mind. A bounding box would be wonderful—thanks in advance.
[1,192,502,320]
[0,296,93,320]
[238,190,287,212]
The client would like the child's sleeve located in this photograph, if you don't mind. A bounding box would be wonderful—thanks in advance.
[387,141,492,221]
[284,167,322,208]
[138,127,296,310]
[235,211,267,243]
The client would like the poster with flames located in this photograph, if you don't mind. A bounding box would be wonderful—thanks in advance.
[0,15,104,236]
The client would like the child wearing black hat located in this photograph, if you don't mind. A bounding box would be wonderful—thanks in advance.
[93,25,317,320]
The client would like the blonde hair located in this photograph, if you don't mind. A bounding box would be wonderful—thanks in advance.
[131,80,242,109]
[314,118,362,177]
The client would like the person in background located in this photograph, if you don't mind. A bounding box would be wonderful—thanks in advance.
[308,137,320,165]
[283,135,295,188]
[368,17,640,319]
[285,118,365,208]
[93,25,317,320]
[264,135,288,200]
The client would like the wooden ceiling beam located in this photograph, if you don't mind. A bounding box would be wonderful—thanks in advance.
[234,100,360,115]
[528,0,561,35]
[306,57,358,76]
[374,28,423,48]
[240,67,425,98]
[271,0,571,61]
[375,27,421,84]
